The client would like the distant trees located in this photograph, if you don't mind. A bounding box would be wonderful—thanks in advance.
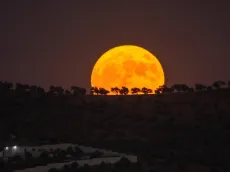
[141,87,152,94]
[171,84,190,93]
[195,84,206,91]
[0,79,230,97]
[212,81,225,89]
[71,86,86,96]
[111,87,120,95]
[120,86,129,95]
[48,86,64,96]
[90,87,100,95]
[130,87,140,94]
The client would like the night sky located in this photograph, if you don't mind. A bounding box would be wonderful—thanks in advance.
[1,1,230,91]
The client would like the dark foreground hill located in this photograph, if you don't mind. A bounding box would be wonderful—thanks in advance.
[1,89,230,171]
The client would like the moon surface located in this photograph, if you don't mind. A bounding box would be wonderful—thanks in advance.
[91,45,165,94]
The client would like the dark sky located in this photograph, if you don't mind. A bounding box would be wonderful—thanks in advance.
[1,1,230,91]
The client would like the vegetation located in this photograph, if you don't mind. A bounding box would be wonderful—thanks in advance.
[0,80,229,97]
[1,80,230,171]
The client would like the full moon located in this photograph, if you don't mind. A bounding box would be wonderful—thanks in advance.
[91,45,165,94]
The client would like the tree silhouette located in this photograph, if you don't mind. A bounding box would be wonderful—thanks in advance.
[49,85,55,94]
[212,81,225,89]
[48,86,64,96]
[99,88,110,95]
[181,84,189,92]
[161,85,173,93]
[37,86,45,96]
[16,83,26,94]
[155,85,171,94]
[141,87,151,94]
[111,87,120,95]
[119,86,129,95]
[91,87,100,95]
[171,84,184,92]
[154,86,162,95]
[131,87,141,94]
[0,81,13,95]
[55,86,64,96]
[195,84,206,91]
[71,86,86,96]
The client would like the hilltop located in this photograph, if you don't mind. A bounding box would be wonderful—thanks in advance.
[1,82,230,171]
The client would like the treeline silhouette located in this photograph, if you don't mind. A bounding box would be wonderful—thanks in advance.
[0,80,229,96]
[1,80,230,171]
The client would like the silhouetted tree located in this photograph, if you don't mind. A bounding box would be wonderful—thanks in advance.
[15,83,26,93]
[111,87,120,95]
[212,81,225,89]
[155,85,171,94]
[195,84,206,91]
[171,84,184,92]
[99,88,110,95]
[0,81,13,94]
[47,85,56,96]
[181,84,189,92]
[91,87,100,95]
[37,86,45,96]
[155,86,162,95]
[141,87,152,94]
[131,87,141,94]
[46,86,64,96]
[161,85,173,93]
[119,86,129,95]
[71,86,86,96]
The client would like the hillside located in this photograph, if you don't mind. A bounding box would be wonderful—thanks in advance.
[1,88,230,170]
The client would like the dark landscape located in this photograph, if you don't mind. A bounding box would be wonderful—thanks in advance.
[1,81,230,172]
[1,1,230,172]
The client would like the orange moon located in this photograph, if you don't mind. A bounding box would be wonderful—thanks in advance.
[91,45,165,94]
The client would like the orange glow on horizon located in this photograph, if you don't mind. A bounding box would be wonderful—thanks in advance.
[91,45,165,95]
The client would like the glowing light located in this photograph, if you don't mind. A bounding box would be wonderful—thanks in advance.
[91,45,165,94]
